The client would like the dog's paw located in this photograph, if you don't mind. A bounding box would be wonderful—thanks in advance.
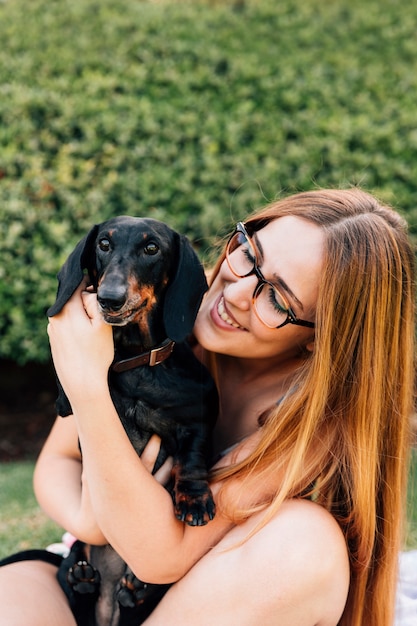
[117,572,158,608]
[67,560,101,595]
[174,484,216,526]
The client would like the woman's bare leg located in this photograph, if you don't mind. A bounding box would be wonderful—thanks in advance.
[0,561,76,626]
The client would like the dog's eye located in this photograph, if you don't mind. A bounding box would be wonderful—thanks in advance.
[98,238,111,252]
[144,242,159,256]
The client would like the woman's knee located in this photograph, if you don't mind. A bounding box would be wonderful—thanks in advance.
[0,561,75,626]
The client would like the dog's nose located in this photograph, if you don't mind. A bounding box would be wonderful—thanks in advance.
[97,286,127,312]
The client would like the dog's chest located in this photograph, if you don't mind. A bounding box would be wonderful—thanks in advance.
[109,357,210,457]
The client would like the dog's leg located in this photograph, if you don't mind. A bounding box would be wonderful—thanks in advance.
[172,426,216,527]
[116,567,171,626]
[57,541,100,626]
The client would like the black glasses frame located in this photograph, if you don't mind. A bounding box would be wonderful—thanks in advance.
[226,222,315,330]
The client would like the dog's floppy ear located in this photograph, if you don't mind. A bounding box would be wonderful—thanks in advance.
[47,225,99,317]
[163,234,208,343]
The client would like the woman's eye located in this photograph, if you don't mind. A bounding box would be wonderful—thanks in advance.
[242,245,255,265]
[268,287,288,313]
[144,242,159,255]
[98,238,111,252]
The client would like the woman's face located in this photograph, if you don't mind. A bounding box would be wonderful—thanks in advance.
[194,215,324,363]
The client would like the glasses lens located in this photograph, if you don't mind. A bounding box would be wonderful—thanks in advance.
[226,230,256,277]
[253,282,289,329]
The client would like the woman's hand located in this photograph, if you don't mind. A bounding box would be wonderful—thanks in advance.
[141,434,174,486]
[47,279,114,406]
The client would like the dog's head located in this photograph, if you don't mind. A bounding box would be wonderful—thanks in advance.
[47,216,208,343]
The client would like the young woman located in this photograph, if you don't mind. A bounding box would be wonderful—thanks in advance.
[0,188,414,626]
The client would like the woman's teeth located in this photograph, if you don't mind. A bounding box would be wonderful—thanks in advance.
[218,297,244,329]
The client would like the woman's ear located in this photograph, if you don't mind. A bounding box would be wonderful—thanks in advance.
[304,338,315,353]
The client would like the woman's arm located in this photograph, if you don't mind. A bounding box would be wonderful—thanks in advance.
[143,500,350,626]
[47,283,234,584]
[33,415,107,545]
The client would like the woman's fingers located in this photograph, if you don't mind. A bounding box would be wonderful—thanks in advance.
[47,278,114,399]
[81,289,101,321]
[141,434,173,486]
[153,456,174,486]
[141,434,163,472]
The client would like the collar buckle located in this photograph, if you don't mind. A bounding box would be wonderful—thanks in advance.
[112,338,175,373]
[149,339,175,366]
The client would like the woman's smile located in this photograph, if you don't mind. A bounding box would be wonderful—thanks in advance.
[215,296,246,331]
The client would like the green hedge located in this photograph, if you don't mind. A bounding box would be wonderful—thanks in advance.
[1,0,417,363]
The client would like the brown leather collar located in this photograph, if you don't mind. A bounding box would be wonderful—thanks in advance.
[111,338,175,373]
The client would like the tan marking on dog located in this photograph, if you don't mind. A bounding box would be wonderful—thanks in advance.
[127,276,158,338]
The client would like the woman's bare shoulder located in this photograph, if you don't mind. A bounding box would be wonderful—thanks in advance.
[255,498,349,581]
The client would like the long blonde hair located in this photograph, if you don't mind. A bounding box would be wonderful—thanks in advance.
[209,189,416,626]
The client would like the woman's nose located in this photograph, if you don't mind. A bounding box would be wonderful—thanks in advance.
[222,266,257,312]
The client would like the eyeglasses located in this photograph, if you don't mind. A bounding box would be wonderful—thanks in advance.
[225,222,315,330]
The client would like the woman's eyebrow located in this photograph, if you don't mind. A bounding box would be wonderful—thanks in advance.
[253,231,305,312]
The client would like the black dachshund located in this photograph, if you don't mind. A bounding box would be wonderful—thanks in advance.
[46,216,218,626]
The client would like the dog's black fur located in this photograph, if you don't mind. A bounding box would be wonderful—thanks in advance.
[46,216,218,626]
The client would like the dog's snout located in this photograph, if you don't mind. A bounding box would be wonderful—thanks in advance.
[97,285,128,312]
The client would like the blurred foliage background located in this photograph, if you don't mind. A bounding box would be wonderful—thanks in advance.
[1,0,417,364]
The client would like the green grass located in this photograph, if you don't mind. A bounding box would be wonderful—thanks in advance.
[406,449,417,549]
[0,461,63,560]
[1,454,417,560]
